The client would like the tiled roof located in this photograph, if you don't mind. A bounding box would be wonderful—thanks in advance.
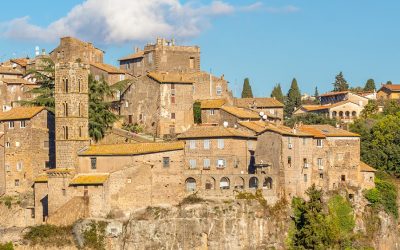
[118,51,144,61]
[177,126,256,139]
[238,121,270,133]
[147,72,194,84]
[0,106,45,121]
[10,58,29,67]
[378,84,400,92]
[80,141,184,156]
[2,78,37,85]
[299,100,360,112]
[235,98,284,108]
[298,125,360,138]
[90,62,125,74]
[319,91,349,97]
[200,99,226,109]
[258,123,313,137]
[47,168,74,174]
[70,174,109,185]
[34,174,48,183]
[360,162,377,172]
[220,106,260,119]
[0,66,23,75]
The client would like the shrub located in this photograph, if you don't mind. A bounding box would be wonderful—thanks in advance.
[364,175,398,218]
[122,122,143,133]
[0,242,13,250]
[23,224,73,247]
[179,193,205,206]
[83,221,107,250]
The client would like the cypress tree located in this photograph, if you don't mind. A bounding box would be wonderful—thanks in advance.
[284,78,302,118]
[314,86,320,104]
[364,79,376,91]
[270,83,284,103]
[241,78,253,98]
[332,72,349,91]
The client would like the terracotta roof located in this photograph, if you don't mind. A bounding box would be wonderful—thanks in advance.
[238,121,270,133]
[200,99,226,109]
[34,174,48,183]
[299,100,360,112]
[118,51,144,61]
[80,141,184,156]
[10,58,29,67]
[0,66,23,75]
[220,106,260,119]
[360,162,377,172]
[47,168,74,174]
[147,72,194,84]
[178,126,255,139]
[258,123,313,137]
[0,106,45,121]
[298,125,360,138]
[319,91,349,97]
[2,78,36,85]
[378,84,400,92]
[235,98,284,108]
[70,174,109,185]
[90,63,125,74]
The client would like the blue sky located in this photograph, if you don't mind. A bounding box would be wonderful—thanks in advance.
[1,0,399,97]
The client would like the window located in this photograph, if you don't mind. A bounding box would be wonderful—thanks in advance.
[189,159,196,169]
[217,139,224,149]
[317,158,323,170]
[90,158,97,169]
[9,121,14,129]
[15,179,20,187]
[316,139,323,147]
[62,188,66,196]
[203,159,210,169]
[63,103,68,116]
[210,109,215,115]
[127,178,132,183]
[64,78,69,93]
[185,178,196,192]
[189,140,196,149]
[203,139,210,149]
[63,126,69,140]
[189,57,195,69]
[43,141,49,148]
[319,173,324,179]
[162,157,170,168]
[303,138,306,145]
[337,153,344,161]
[17,162,23,171]
[45,161,50,169]
[217,159,225,168]
[20,120,26,128]
[5,165,10,172]
[216,86,222,96]
[341,175,346,181]
[125,101,129,108]
[288,156,292,165]
[303,158,308,168]
[5,142,10,148]
[171,84,176,104]
[288,137,293,149]
[171,113,176,119]
[119,74,125,81]
[15,141,20,147]
[95,75,100,81]
[304,174,308,182]
[171,96,175,104]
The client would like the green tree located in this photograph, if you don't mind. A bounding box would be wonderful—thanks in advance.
[364,78,376,91]
[360,100,379,118]
[332,72,349,91]
[383,100,400,115]
[270,83,284,103]
[284,78,301,118]
[314,86,320,104]
[193,101,202,124]
[284,113,336,127]
[241,78,253,98]
[386,80,393,85]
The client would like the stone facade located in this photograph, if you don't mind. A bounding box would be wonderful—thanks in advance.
[50,37,104,64]
[54,62,90,168]
[377,84,400,100]
[235,98,284,121]
[89,63,131,86]
[0,107,55,195]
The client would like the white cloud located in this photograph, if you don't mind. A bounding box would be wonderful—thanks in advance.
[0,0,299,45]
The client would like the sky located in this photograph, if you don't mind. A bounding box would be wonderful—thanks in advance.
[0,0,399,97]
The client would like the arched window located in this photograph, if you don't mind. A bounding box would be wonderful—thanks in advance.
[79,126,82,138]
[78,102,81,117]
[63,126,69,140]
[78,78,81,92]
[185,178,196,192]
[249,177,258,189]
[63,103,68,116]
[352,111,357,117]
[263,177,273,189]
[234,177,245,189]
[220,177,230,189]
[345,111,350,117]
[64,78,69,93]
[339,111,343,118]
[332,111,337,117]
[205,177,215,190]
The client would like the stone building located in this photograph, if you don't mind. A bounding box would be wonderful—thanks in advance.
[0,78,39,111]
[200,99,227,124]
[89,62,131,85]
[235,97,284,121]
[377,84,400,100]
[0,65,23,79]
[119,38,200,76]
[50,37,104,64]
[0,106,54,195]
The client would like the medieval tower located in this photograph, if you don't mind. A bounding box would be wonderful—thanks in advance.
[54,62,90,168]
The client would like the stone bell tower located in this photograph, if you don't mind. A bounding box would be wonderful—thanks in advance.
[54,62,90,168]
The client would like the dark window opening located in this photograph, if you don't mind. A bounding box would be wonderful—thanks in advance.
[90,157,97,169]
[163,157,170,168]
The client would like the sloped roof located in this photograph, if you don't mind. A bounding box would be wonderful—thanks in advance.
[200,99,226,109]
[147,72,194,84]
[118,51,145,61]
[0,66,23,75]
[235,98,284,108]
[220,106,260,119]
[34,174,48,183]
[11,58,29,67]
[2,78,37,85]
[0,106,45,121]
[90,62,125,74]
[319,91,349,97]
[298,100,360,112]
[298,124,360,138]
[238,121,270,133]
[177,126,255,139]
[80,141,184,156]
[69,174,109,185]
[360,162,377,172]
[378,84,400,92]
[258,123,313,137]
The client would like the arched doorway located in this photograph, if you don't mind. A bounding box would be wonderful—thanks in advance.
[249,177,258,189]
[205,177,216,190]
[234,177,245,189]
[185,177,196,192]
[220,177,230,189]
[263,177,273,189]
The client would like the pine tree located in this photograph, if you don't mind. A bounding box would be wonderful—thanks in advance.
[270,83,284,103]
[241,78,253,98]
[284,78,301,118]
[364,79,376,91]
[332,72,349,91]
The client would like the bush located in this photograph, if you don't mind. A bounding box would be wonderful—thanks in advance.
[179,193,205,206]
[23,224,73,247]
[0,242,13,250]
[0,196,14,209]
[364,175,398,218]
[122,122,143,133]
[83,221,107,250]
[235,189,267,208]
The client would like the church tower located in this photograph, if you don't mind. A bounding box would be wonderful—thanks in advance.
[54,62,90,168]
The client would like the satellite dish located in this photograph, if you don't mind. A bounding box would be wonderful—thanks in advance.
[223,121,229,127]
[234,124,238,128]
[262,115,267,120]
[259,111,264,117]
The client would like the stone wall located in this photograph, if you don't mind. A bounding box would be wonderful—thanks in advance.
[50,37,103,64]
